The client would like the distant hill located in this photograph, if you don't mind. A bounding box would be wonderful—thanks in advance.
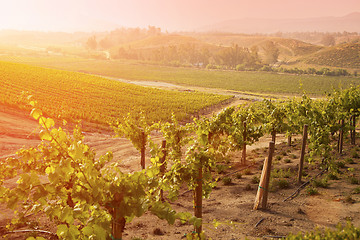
[199,12,360,34]
[119,34,214,49]
[305,42,360,69]
[192,33,322,58]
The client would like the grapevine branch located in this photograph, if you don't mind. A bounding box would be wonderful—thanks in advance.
[283,168,328,202]
[6,229,58,238]
[39,116,94,189]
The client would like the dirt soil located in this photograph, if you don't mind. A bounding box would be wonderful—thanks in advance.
[1,105,360,240]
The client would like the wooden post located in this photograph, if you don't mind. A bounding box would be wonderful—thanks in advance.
[241,121,247,165]
[112,193,125,240]
[297,124,308,184]
[253,141,274,210]
[349,116,353,144]
[160,140,167,201]
[141,131,146,169]
[194,163,203,234]
[271,129,276,144]
[339,119,344,154]
[351,115,356,145]
[253,157,268,210]
[261,141,274,209]
[287,135,292,146]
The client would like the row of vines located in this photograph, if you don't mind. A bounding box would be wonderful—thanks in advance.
[0,60,230,125]
[1,85,360,239]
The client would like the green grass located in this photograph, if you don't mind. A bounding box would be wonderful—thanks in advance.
[1,55,359,96]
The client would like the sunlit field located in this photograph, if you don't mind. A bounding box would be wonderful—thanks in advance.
[0,60,231,125]
[0,53,359,96]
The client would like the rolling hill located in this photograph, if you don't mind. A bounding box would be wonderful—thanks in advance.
[191,33,323,59]
[305,42,360,69]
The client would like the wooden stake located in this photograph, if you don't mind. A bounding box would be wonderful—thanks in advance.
[352,115,356,145]
[112,193,125,240]
[262,141,274,209]
[287,135,292,146]
[242,121,247,165]
[253,157,268,210]
[141,131,146,169]
[194,163,203,234]
[339,119,344,154]
[160,140,167,201]
[271,130,276,144]
[297,124,308,184]
[253,141,275,210]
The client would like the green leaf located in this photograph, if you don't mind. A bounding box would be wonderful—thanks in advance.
[39,130,52,141]
[45,165,55,175]
[60,207,74,224]
[39,117,55,129]
[146,167,159,178]
[44,118,55,129]
[29,100,36,107]
[68,225,80,239]
[56,224,68,238]
[81,226,93,236]
[30,108,42,120]
[93,224,108,239]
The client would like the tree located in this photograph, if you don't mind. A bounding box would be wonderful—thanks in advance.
[99,37,113,49]
[321,34,336,46]
[86,35,97,50]
[263,41,279,64]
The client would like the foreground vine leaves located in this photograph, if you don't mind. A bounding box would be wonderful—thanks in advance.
[0,107,193,240]
[1,85,360,239]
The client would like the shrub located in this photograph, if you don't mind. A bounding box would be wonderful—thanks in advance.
[351,151,359,159]
[280,151,287,156]
[272,179,290,189]
[336,161,346,168]
[235,173,242,179]
[327,172,339,180]
[348,176,359,185]
[345,158,355,164]
[251,176,260,184]
[222,177,232,185]
[243,169,252,175]
[312,178,330,188]
[272,168,292,178]
[284,158,291,163]
[352,187,360,194]
[235,64,246,71]
[285,223,360,239]
[216,164,228,174]
[306,186,319,196]
[206,64,218,70]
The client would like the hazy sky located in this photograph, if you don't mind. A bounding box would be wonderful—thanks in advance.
[0,0,359,32]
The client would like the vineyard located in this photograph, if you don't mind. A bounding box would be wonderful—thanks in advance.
[1,55,360,96]
[0,61,231,126]
[1,85,360,239]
